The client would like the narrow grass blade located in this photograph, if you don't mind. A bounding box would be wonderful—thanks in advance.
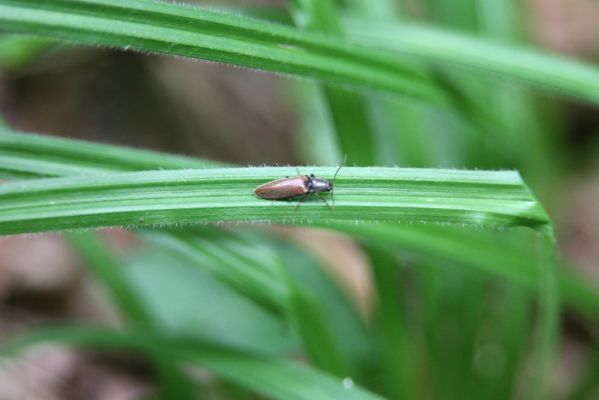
[141,228,292,315]
[0,167,550,235]
[288,287,348,376]
[0,34,55,69]
[570,351,599,400]
[263,234,372,376]
[0,0,445,104]
[122,246,296,355]
[530,236,559,400]
[67,231,202,399]
[290,0,377,165]
[68,232,154,326]
[345,20,599,105]
[365,246,411,399]
[328,223,596,317]
[1,326,386,400]
[142,228,359,377]
[0,130,217,178]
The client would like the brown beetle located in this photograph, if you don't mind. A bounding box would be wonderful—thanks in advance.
[254,157,345,210]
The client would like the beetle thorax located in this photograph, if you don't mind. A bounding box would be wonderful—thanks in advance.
[308,176,332,193]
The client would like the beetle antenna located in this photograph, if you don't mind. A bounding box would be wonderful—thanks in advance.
[331,154,347,209]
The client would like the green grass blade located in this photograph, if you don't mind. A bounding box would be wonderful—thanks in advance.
[141,228,292,315]
[123,245,296,355]
[570,351,599,400]
[329,223,596,317]
[66,232,202,399]
[0,130,217,178]
[0,34,55,69]
[290,81,340,165]
[142,228,355,377]
[530,235,559,400]
[0,167,550,235]
[68,232,155,326]
[288,287,348,376]
[265,234,372,377]
[333,221,560,398]
[344,20,599,105]
[290,0,377,165]
[1,326,386,400]
[365,246,411,399]
[152,357,198,400]
[0,0,445,104]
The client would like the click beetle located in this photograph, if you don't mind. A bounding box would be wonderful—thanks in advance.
[254,156,345,210]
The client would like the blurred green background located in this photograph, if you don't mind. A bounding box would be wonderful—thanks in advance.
[0,0,598,399]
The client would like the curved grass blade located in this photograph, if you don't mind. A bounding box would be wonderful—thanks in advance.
[1,326,386,400]
[290,0,377,166]
[328,222,596,317]
[69,232,154,327]
[0,35,55,69]
[344,20,599,105]
[67,232,198,399]
[141,228,292,315]
[0,167,550,235]
[0,0,445,105]
[143,228,355,375]
[0,130,218,178]
[364,245,411,399]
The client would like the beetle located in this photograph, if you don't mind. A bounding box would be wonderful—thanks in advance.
[254,157,345,210]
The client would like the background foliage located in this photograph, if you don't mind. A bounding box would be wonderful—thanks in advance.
[0,0,598,399]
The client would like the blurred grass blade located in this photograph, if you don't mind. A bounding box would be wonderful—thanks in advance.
[1,326,386,400]
[290,0,377,165]
[0,130,217,178]
[141,228,292,315]
[365,246,411,399]
[0,166,551,235]
[122,245,297,355]
[532,236,559,400]
[68,232,154,326]
[67,232,198,399]
[0,0,445,104]
[0,34,55,69]
[329,223,596,317]
[570,351,599,400]
[142,228,355,375]
[269,234,372,375]
[289,287,348,376]
[344,20,599,105]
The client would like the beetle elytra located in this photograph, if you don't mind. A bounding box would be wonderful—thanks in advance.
[254,156,346,210]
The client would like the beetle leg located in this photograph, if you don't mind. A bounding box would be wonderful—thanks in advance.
[316,193,332,210]
[294,193,310,211]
